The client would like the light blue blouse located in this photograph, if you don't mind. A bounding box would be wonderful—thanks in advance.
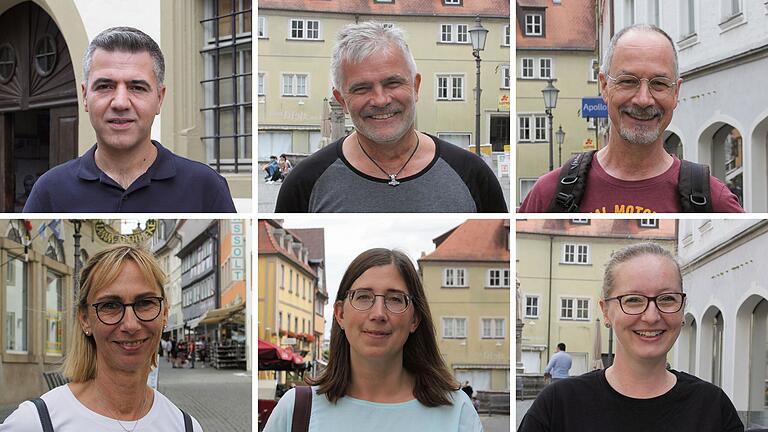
[263,387,483,432]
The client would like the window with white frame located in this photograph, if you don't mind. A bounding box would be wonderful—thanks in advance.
[519,178,537,204]
[571,219,589,224]
[525,295,539,318]
[201,0,252,173]
[524,13,543,36]
[290,19,321,40]
[589,59,598,81]
[518,114,548,142]
[521,58,534,78]
[281,73,308,96]
[457,24,468,43]
[487,269,510,288]
[440,24,452,42]
[439,24,470,44]
[481,318,505,339]
[639,219,659,228]
[560,297,590,320]
[444,0,462,5]
[436,74,464,101]
[562,243,590,264]
[503,25,510,46]
[539,58,552,79]
[443,268,467,287]
[723,0,742,18]
[501,65,510,89]
[442,317,467,338]
[258,16,267,38]
[437,133,471,149]
[258,72,265,95]
[681,0,696,37]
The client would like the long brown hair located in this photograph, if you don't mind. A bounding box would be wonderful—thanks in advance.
[308,248,459,406]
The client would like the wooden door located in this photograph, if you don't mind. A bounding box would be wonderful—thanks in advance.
[49,105,78,167]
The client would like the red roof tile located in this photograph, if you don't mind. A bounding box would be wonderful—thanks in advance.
[516,219,677,239]
[258,0,510,17]
[258,220,316,275]
[516,0,595,50]
[420,219,510,262]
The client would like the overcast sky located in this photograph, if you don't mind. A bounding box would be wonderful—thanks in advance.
[282,216,469,336]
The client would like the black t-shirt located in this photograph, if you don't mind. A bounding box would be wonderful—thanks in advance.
[518,369,744,432]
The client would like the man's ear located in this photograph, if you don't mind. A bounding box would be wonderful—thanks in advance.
[332,88,350,114]
[81,82,89,112]
[156,85,166,114]
[598,72,608,102]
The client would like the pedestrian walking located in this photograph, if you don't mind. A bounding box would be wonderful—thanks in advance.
[543,343,572,382]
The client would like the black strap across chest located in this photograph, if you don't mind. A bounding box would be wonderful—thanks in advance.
[291,386,313,432]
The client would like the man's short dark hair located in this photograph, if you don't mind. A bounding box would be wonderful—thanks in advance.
[557,342,566,351]
[83,26,165,86]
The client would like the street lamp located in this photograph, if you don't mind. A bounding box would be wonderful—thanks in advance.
[469,16,488,156]
[555,125,566,166]
[542,79,560,171]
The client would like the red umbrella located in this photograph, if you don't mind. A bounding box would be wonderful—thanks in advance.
[258,338,291,361]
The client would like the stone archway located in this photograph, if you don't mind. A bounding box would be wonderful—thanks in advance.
[0,0,78,212]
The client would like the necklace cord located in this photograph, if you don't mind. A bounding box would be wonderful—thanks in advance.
[356,130,420,182]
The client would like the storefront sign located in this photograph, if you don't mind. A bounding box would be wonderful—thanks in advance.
[95,220,157,244]
[230,220,245,281]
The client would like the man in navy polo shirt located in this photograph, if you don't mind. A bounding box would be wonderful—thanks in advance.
[22,27,236,213]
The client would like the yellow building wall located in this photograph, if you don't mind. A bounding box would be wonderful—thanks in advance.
[258,11,510,153]
[515,51,599,205]
[517,233,676,374]
[422,261,510,391]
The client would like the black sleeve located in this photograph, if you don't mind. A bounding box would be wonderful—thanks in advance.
[518,386,553,432]
[437,139,509,213]
[719,389,744,432]
[274,142,341,213]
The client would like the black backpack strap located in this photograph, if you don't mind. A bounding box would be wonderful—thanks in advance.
[29,398,54,432]
[291,386,313,432]
[546,151,595,212]
[181,408,193,432]
[678,159,713,212]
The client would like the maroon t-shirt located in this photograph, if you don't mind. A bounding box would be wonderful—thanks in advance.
[519,156,744,213]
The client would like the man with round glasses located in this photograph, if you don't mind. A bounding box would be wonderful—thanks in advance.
[519,24,743,213]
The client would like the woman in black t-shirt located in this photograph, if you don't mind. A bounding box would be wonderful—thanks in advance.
[518,243,744,432]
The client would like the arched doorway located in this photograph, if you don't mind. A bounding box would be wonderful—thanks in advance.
[0,1,77,212]
[663,131,683,160]
[712,124,744,206]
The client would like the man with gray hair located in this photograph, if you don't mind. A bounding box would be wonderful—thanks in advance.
[23,26,235,212]
[275,21,507,213]
[519,24,741,213]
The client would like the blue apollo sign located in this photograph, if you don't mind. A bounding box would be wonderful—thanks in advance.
[582,97,608,118]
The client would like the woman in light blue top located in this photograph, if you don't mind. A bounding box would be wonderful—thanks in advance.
[263,248,483,432]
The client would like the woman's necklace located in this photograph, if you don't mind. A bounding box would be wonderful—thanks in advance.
[356,131,420,187]
[103,387,149,432]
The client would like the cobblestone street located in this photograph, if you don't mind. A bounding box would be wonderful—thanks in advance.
[157,356,252,431]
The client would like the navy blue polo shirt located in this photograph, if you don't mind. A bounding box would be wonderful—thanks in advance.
[22,141,236,213]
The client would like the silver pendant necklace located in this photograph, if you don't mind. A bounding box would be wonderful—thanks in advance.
[357,131,420,187]
[105,387,148,432]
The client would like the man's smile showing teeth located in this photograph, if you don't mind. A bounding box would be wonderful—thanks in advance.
[370,113,396,120]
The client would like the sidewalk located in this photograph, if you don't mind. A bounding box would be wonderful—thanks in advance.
[480,413,512,432]
[258,156,511,213]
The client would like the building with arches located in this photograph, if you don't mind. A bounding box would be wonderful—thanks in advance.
[676,219,768,426]
[0,0,252,211]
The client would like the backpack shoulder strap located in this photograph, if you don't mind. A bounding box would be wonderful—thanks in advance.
[181,408,193,432]
[29,398,54,432]
[291,386,313,432]
[678,159,713,212]
[546,151,595,213]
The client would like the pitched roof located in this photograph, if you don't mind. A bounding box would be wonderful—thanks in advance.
[290,228,325,263]
[258,220,316,275]
[516,219,678,239]
[258,0,510,17]
[420,219,510,262]
[516,0,596,50]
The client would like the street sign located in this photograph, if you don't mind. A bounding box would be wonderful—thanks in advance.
[582,97,608,118]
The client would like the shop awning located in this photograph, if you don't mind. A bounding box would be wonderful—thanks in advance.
[188,303,245,329]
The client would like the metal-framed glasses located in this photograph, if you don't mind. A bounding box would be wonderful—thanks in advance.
[606,74,677,96]
[91,296,164,325]
[604,292,686,315]
[346,289,411,314]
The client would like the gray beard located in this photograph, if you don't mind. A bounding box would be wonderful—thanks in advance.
[618,125,661,146]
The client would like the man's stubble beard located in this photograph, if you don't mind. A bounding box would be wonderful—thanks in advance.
[352,102,416,147]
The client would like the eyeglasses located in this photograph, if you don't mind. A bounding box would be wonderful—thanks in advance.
[91,296,164,325]
[345,289,411,314]
[604,292,686,315]
[606,74,677,96]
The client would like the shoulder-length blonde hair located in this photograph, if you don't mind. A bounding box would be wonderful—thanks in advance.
[308,248,459,406]
[62,244,167,382]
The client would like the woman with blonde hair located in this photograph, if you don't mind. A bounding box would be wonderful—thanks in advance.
[1,244,202,431]
[264,248,482,431]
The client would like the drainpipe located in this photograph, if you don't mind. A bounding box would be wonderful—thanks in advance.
[546,235,554,366]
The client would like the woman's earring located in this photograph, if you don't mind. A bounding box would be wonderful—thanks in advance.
[84,330,89,336]
[604,322,611,329]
